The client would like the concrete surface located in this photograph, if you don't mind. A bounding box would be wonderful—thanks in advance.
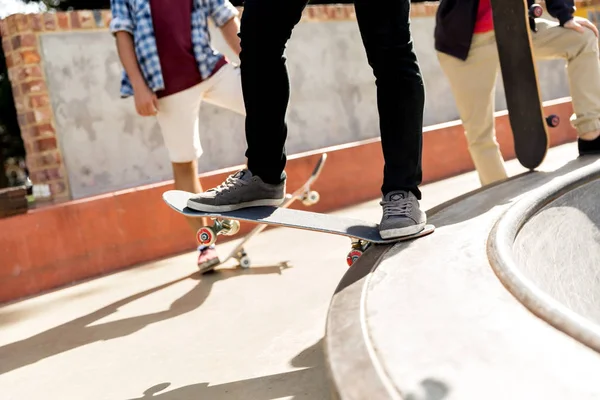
[513,178,600,324]
[39,13,570,199]
[0,142,583,400]
[326,143,600,399]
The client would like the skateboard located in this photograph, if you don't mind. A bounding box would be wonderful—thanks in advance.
[489,0,560,170]
[218,153,327,269]
[162,190,435,268]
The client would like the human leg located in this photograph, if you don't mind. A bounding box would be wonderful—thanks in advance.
[186,0,309,212]
[352,0,426,237]
[532,19,600,154]
[203,63,246,116]
[156,84,219,269]
[437,32,508,186]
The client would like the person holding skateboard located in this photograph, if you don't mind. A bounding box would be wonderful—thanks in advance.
[109,0,245,270]
[185,0,428,239]
[434,0,600,187]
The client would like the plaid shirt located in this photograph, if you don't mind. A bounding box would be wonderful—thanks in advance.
[109,0,238,98]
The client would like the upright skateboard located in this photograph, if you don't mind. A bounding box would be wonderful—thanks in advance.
[489,0,560,169]
[163,189,435,268]
[218,153,327,268]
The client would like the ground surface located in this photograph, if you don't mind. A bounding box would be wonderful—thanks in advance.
[0,143,579,400]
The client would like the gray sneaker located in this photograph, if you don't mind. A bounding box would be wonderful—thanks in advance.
[187,169,286,212]
[379,190,426,239]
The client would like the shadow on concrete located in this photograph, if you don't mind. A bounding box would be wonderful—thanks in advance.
[0,264,289,376]
[124,338,328,400]
[426,156,599,229]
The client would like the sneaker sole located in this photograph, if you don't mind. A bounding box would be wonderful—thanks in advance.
[187,197,285,213]
[198,257,220,274]
[380,223,426,239]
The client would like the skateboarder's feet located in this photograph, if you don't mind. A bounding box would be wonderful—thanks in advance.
[197,245,220,273]
[187,169,286,212]
[379,190,426,239]
[578,132,600,156]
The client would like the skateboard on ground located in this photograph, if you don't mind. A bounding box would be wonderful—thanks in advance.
[489,0,560,169]
[162,189,435,269]
[217,153,327,269]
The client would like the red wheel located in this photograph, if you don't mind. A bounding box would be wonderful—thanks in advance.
[196,227,216,246]
[346,249,363,267]
[529,4,543,18]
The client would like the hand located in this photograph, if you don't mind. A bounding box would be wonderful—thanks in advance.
[133,83,159,116]
[564,16,599,38]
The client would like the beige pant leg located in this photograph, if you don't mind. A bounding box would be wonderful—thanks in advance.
[532,19,600,136]
[203,63,246,116]
[437,32,508,186]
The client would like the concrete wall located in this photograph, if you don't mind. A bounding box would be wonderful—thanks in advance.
[1,5,572,201]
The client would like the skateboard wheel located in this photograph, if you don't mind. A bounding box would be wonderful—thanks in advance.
[223,219,240,236]
[196,227,216,246]
[239,255,251,269]
[302,191,320,206]
[529,4,543,18]
[346,249,363,267]
[546,114,560,128]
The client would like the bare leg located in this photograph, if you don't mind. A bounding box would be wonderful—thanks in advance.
[171,160,208,231]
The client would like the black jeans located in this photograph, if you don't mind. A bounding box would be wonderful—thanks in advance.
[239,0,424,198]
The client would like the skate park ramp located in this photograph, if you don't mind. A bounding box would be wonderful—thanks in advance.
[325,154,600,400]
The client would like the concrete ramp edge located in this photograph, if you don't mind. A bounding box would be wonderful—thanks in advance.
[487,160,600,354]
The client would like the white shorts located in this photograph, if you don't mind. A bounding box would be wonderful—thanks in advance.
[155,63,245,163]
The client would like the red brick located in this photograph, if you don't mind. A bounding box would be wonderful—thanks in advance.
[5,17,17,36]
[11,84,21,98]
[57,13,70,30]
[102,10,112,28]
[19,49,41,64]
[33,107,53,124]
[2,37,12,53]
[49,180,68,196]
[21,80,47,95]
[77,11,95,29]
[22,123,55,140]
[27,151,61,169]
[17,111,35,127]
[30,167,63,182]
[13,98,26,114]
[29,93,51,108]
[0,20,7,37]
[11,33,37,50]
[70,12,81,29]
[43,13,57,31]
[11,51,22,67]
[5,54,13,68]
[18,65,43,81]
[15,14,31,33]
[31,15,43,32]
[30,137,58,152]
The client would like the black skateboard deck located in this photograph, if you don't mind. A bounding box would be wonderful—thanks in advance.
[489,0,559,169]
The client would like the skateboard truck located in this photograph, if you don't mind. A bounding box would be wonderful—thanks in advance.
[196,153,327,270]
[196,218,241,247]
[346,239,371,267]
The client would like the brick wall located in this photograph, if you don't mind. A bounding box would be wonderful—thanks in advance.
[0,1,593,203]
[0,10,113,203]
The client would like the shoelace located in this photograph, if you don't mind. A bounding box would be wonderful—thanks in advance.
[208,172,249,193]
[380,199,413,217]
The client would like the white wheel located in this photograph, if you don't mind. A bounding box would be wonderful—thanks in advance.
[302,191,320,206]
[240,255,251,269]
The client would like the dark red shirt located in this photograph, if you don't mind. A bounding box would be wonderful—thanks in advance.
[473,0,494,33]
[150,0,227,98]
